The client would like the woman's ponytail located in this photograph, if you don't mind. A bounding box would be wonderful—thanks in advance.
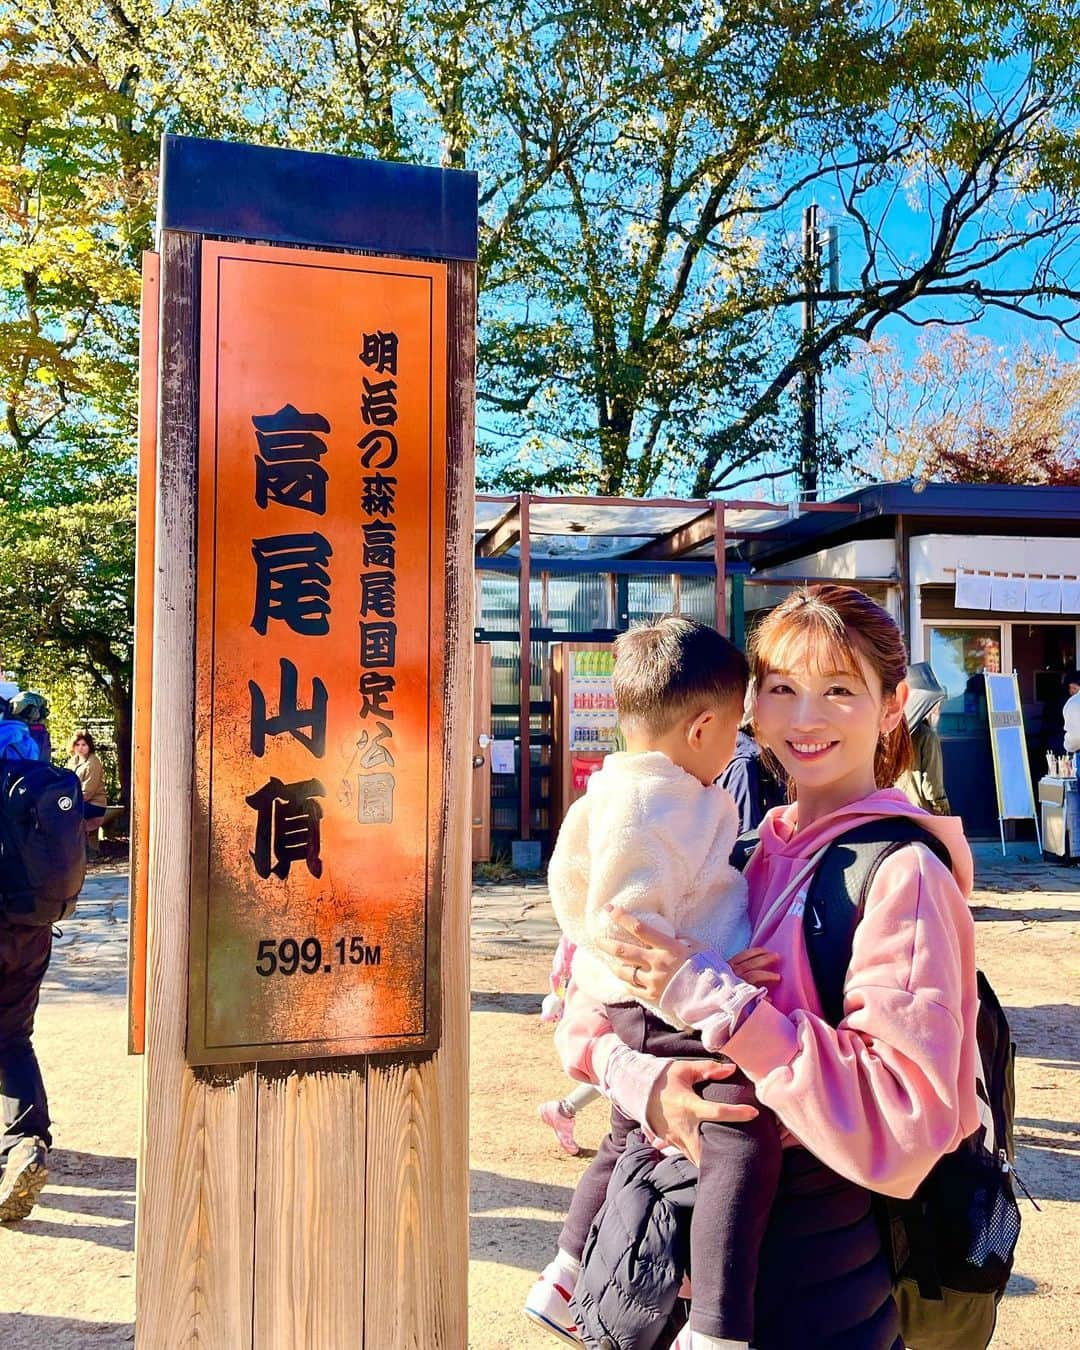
[876,715,914,789]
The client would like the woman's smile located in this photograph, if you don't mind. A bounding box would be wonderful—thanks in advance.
[787,739,838,761]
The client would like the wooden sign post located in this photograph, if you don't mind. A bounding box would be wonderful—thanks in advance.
[135,135,475,1346]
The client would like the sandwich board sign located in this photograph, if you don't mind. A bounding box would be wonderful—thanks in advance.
[984,672,1041,856]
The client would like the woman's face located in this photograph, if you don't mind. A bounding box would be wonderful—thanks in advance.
[73,738,89,756]
[753,644,904,798]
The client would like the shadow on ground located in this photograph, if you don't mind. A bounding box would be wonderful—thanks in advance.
[971,904,1080,923]
[1,1148,137,1252]
[0,1314,133,1347]
[470,1168,576,1269]
[471,990,544,1015]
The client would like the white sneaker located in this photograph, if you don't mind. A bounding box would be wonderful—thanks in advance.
[523,1269,582,1344]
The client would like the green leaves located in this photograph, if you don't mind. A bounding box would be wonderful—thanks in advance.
[3,0,1080,516]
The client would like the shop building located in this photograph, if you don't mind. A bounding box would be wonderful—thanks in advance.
[471,484,1080,858]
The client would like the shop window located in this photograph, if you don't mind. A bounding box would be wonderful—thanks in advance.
[629,574,675,621]
[546,574,611,632]
[678,576,717,624]
[928,626,1002,736]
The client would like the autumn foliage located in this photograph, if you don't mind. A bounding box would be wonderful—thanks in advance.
[928,426,1080,487]
[855,331,1080,488]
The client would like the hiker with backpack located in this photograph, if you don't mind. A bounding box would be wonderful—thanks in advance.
[8,690,52,765]
[0,707,87,1222]
[556,585,1017,1349]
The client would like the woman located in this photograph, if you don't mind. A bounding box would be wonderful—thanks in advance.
[68,731,107,857]
[556,585,979,1349]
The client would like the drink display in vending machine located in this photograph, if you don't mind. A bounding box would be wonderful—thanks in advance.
[551,642,621,826]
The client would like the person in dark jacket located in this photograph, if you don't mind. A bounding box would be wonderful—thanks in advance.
[896,663,950,815]
[717,726,788,833]
[0,715,51,1222]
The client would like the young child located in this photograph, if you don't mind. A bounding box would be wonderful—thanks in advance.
[525,617,781,1350]
[538,935,602,1156]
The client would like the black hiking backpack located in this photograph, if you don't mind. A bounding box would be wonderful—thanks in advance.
[735,818,1023,1350]
[0,756,86,925]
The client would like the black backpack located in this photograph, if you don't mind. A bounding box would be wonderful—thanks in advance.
[735,817,1023,1350]
[0,756,86,926]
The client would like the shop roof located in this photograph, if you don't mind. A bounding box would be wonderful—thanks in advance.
[474,483,1080,568]
[736,481,1080,569]
[474,493,852,562]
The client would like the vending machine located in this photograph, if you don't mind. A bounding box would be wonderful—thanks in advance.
[551,642,620,829]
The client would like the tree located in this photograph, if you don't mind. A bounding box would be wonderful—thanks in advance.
[466,0,1080,495]
[4,4,1080,803]
[0,493,136,798]
[7,1,1080,500]
[847,327,1080,486]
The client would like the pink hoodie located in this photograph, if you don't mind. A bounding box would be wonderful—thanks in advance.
[556,788,980,1199]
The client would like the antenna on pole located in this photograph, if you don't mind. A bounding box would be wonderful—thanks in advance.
[799,204,820,503]
[825,225,840,294]
[798,211,839,503]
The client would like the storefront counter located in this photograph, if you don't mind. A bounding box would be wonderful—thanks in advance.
[1038,776,1080,863]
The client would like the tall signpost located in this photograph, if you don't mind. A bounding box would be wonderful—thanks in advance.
[135,135,475,1346]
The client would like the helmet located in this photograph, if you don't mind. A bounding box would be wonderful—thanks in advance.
[9,690,49,724]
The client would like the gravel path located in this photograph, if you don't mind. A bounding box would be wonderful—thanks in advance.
[0,848,1076,1348]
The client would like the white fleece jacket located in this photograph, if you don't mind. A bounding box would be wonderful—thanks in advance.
[548,751,750,1027]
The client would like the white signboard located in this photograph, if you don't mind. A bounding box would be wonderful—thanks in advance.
[490,739,516,775]
[984,673,1039,853]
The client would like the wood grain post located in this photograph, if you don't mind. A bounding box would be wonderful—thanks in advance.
[136,136,474,1349]
[137,227,258,1349]
[714,500,728,636]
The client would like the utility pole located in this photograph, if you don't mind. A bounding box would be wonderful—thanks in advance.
[799,203,821,503]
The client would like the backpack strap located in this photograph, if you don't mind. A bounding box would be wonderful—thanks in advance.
[804,818,952,1029]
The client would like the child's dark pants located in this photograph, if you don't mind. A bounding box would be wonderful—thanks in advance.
[559,1002,782,1343]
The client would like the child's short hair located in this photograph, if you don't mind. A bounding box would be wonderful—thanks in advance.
[612,617,748,732]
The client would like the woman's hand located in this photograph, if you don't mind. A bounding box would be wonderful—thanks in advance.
[729,947,782,988]
[595,908,702,1004]
[646,1060,758,1165]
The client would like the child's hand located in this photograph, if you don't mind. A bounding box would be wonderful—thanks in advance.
[729,947,781,989]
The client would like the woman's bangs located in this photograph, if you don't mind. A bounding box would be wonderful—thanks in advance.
[754,609,864,684]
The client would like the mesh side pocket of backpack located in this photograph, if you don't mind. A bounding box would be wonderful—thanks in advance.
[966,1173,1021,1273]
[930,1150,1020,1294]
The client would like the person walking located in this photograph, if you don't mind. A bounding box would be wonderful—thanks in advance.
[897,661,950,814]
[9,691,52,765]
[717,724,788,833]
[537,936,602,1156]
[0,716,51,1222]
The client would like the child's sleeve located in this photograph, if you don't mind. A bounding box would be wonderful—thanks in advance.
[555,976,668,1127]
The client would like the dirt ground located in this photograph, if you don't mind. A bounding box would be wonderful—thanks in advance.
[0,847,1076,1348]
